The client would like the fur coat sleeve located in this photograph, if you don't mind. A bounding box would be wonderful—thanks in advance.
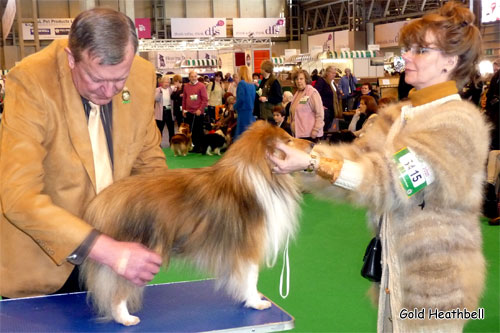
[299,99,490,222]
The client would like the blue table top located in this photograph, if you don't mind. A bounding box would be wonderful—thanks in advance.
[0,279,294,332]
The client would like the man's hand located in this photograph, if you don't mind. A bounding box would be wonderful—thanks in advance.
[88,234,162,286]
[259,96,268,102]
[195,110,202,116]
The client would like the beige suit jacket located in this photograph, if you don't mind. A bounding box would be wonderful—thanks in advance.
[0,39,167,298]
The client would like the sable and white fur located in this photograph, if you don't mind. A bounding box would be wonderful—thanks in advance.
[81,121,312,326]
[170,123,192,156]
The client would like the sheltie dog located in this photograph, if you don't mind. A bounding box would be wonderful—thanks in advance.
[201,129,230,155]
[81,121,314,326]
[170,123,192,156]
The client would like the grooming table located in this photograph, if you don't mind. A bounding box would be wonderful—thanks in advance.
[0,279,294,332]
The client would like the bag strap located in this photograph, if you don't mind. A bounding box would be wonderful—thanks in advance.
[376,215,383,237]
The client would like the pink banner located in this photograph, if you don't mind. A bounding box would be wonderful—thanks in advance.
[135,18,151,39]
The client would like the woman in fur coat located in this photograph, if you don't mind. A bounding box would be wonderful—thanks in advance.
[270,2,490,332]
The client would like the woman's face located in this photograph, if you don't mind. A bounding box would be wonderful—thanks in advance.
[295,73,307,90]
[233,73,240,84]
[215,75,222,82]
[160,79,169,88]
[402,31,456,90]
[359,100,367,113]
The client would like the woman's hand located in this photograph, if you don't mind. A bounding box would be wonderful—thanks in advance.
[268,142,312,174]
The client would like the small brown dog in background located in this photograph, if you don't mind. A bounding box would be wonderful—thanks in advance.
[170,123,192,156]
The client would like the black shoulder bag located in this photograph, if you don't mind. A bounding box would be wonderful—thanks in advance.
[361,216,383,282]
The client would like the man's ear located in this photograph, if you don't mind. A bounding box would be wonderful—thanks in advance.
[64,47,75,69]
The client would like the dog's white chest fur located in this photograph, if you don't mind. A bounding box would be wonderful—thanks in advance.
[248,168,299,266]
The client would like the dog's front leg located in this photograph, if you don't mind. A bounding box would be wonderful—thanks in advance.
[243,263,271,310]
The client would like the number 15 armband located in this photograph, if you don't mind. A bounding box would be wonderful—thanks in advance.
[393,147,435,197]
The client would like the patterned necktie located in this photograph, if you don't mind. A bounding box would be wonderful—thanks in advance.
[88,102,113,193]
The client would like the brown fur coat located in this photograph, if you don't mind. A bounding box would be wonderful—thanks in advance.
[299,98,490,331]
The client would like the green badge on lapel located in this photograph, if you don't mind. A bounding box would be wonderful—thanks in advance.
[122,87,131,104]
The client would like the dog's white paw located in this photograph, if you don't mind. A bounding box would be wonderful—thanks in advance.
[118,315,141,326]
[112,300,141,326]
[244,298,272,310]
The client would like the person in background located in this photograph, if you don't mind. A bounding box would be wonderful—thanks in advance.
[288,69,324,142]
[154,75,175,143]
[233,66,256,140]
[485,58,499,150]
[206,71,224,123]
[269,2,489,331]
[182,70,208,153]
[252,72,261,87]
[171,74,184,128]
[310,69,319,83]
[257,60,282,122]
[0,8,166,299]
[352,82,379,109]
[281,90,294,122]
[227,72,238,97]
[314,65,342,134]
[377,96,397,109]
[347,95,378,134]
[272,105,292,136]
[338,68,357,111]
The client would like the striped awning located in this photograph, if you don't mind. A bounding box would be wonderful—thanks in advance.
[272,57,285,65]
[318,50,377,59]
[180,58,218,68]
[287,54,313,63]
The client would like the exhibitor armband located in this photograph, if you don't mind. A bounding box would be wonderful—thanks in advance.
[393,147,435,197]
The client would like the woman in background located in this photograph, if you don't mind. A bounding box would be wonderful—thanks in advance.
[234,66,256,140]
[154,75,175,142]
[270,2,489,331]
[206,71,224,122]
[171,74,184,127]
[288,69,324,142]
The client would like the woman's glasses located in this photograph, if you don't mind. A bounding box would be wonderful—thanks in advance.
[401,45,442,55]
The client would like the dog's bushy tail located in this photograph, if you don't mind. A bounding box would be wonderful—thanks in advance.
[80,259,143,321]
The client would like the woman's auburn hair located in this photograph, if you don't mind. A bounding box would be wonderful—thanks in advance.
[399,1,481,89]
[291,69,312,86]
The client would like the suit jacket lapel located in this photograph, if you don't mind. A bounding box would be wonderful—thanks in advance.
[112,91,133,180]
[56,41,97,191]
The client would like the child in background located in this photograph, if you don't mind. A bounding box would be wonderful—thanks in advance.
[272,105,292,136]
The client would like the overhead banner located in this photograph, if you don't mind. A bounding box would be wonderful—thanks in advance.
[233,18,286,38]
[22,18,73,40]
[135,18,151,39]
[171,18,227,38]
[334,30,349,51]
[375,20,414,48]
[308,32,334,54]
[2,0,16,40]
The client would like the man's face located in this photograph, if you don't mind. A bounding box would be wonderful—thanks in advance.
[189,72,198,84]
[66,43,135,105]
[345,69,351,76]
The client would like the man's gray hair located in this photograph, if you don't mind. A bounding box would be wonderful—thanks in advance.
[68,7,138,65]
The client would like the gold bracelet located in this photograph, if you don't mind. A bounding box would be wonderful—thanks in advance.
[317,157,344,183]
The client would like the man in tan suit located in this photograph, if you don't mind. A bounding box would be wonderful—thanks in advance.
[0,8,167,298]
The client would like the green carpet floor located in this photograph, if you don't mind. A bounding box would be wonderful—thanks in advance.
[152,148,499,332]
